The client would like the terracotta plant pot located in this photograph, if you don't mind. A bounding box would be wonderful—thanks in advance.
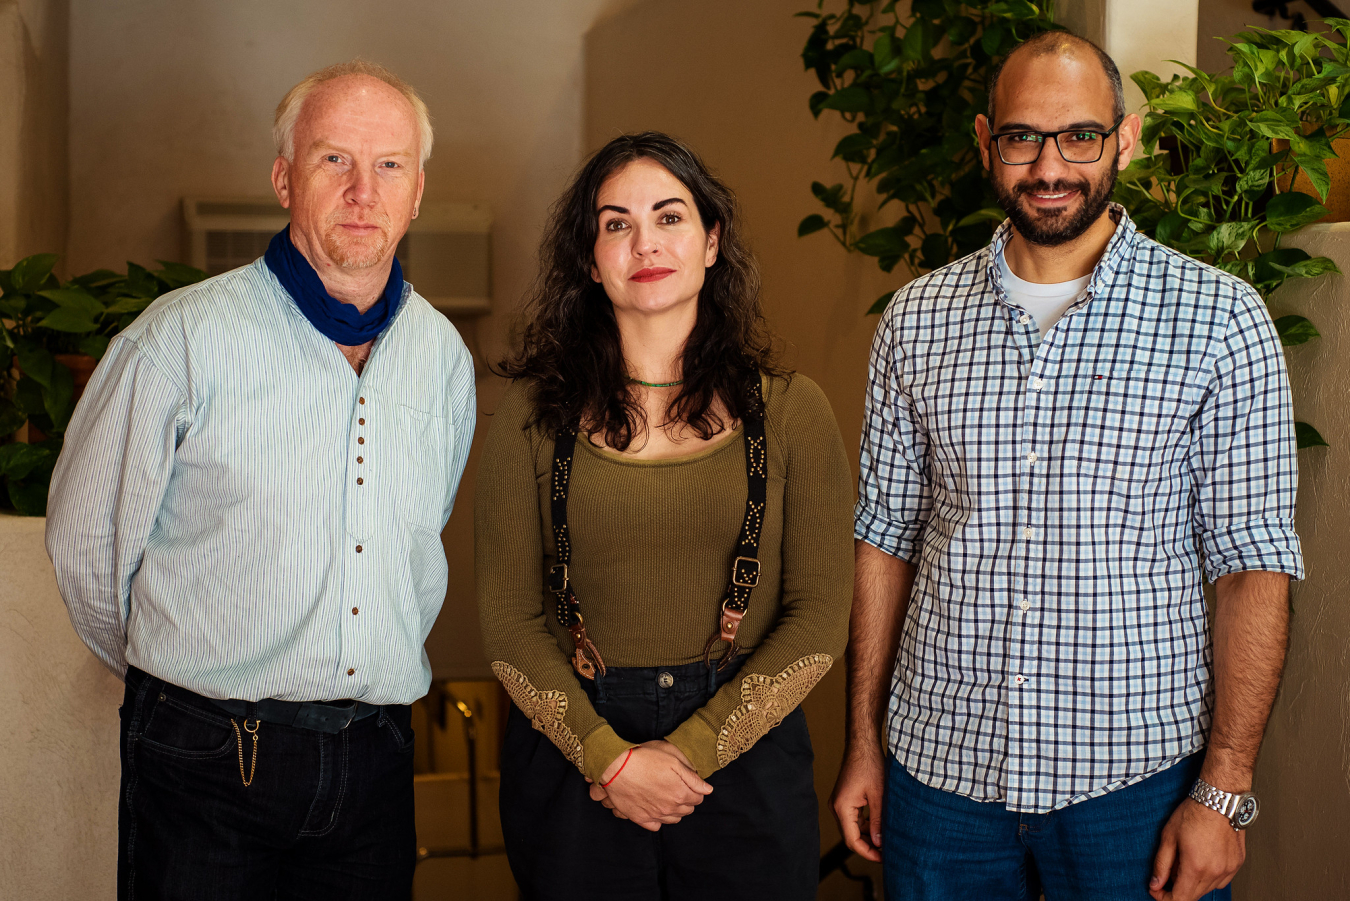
[1274,136,1350,223]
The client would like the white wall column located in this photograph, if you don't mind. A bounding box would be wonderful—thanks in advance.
[1057,0,1200,113]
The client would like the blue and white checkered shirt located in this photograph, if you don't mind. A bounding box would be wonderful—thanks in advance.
[856,206,1304,813]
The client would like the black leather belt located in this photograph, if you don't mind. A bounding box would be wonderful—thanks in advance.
[209,697,382,733]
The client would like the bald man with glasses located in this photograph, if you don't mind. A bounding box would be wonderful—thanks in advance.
[833,32,1302,901]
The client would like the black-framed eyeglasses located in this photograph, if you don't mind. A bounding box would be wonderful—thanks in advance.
[992,117,1124,165]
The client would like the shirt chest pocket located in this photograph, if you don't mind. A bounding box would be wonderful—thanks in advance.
[383,403,451,530]
[1067,371,1186,485]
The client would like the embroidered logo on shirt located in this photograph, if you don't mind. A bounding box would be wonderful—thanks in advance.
[492,661,585,772]
[715,654,833,768]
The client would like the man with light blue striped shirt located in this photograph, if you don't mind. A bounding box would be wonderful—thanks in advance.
[831,33,1302,901]
[47,60,475,899]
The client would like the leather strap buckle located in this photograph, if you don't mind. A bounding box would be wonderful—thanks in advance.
[731,556,760,588]
[547,563,569,593]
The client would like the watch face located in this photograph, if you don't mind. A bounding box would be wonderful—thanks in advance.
[1234,795,1259,828]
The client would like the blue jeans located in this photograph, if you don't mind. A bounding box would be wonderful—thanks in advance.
[883,754,1232,901]
[118,666,416,900]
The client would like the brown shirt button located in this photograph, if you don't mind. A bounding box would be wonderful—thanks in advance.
[358,397,365,405]
[352,607,359,615]
[355,545,363,553]
[359,418,365,425]
[357,437,365,445]
[356,456,363,464]
[347,668,355,676]
[356,477,364,485]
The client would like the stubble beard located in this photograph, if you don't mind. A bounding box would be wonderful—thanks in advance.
[993,164,1118,247]
[321,210,393,270]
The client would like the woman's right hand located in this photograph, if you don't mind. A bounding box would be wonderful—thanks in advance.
[588,741,713,831]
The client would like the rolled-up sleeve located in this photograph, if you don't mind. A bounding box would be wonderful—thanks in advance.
[854,305,932,562]
[1188,287,1304,582]
[45,336,186,675]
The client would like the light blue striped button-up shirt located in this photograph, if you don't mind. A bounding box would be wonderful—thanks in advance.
[46,258,476,705]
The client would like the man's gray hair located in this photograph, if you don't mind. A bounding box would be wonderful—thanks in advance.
[273,59,434,168]
[987,31,1125,127]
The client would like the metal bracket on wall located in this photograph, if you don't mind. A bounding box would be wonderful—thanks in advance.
[1253,0,1348,31]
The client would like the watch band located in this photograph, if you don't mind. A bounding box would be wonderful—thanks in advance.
[1189,777,1260,830]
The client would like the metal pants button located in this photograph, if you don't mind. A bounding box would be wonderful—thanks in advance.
[657,671,674,689]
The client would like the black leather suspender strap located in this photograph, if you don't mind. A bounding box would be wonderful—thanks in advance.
[702,375,767,670]
[547,372,769,681]
[547,427,605,680]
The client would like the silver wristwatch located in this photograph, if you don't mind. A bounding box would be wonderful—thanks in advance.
[1189,777,1260,831]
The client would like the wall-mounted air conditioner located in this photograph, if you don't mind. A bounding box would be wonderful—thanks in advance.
[182,197,491,317]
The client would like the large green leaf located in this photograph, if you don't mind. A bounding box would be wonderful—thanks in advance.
[0,441,58,480]
[1154,211,1189,246]
[1292,157,1331,202]
[37,306,99,333]
[854,226,910,258]
[1253,247,1311,285]
[1247,110,1300,139]
[1207,221,1260,257]
[78,334,111,360]
[834,47,874,75]
[1152,91,1200,113]
[14,345,53,389]
[1265,192,1328,231]
[38,287,104,320]
[1270,255,1341,280]
[7,478,49,516]
[101,295,153,316]
[1274,314,1320,346]
[867,291,895,315]
[1296,421,1328,449]
[832,132,875,161]
[820,86,872,113]
[8,253,59,293]
[919,232,950,269]
[0,397,25,437]
[42,361,75,430]
[798,214,829,237]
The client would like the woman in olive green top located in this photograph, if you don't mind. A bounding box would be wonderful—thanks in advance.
[476,132,853,899]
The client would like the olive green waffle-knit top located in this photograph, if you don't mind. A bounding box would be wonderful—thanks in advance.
[475,373,854,783]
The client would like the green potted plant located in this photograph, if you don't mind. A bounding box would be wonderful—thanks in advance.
[797,0,1055,311]
[0,254,206,514]
[1116,18,1350,447]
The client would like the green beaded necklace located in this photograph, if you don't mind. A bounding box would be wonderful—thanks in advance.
[629,377,684,388]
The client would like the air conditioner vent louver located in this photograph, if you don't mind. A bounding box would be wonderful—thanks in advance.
[182,197,492,316]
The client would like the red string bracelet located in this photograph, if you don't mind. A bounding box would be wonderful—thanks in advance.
[601,748,634,787]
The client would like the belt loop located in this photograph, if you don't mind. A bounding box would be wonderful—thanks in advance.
[594,668,607,705]
[706,661,717,697]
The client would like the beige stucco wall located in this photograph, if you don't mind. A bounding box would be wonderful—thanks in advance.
[1236,224,1350,899]
[0,515,123,899]
[0,0,69,269]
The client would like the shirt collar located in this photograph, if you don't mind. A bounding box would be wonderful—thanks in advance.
[986,202,1137,304]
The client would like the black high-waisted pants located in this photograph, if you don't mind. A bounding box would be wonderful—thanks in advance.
[499,656,819,900]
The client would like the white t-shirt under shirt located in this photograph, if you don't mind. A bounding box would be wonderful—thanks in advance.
[998,250,1091,340]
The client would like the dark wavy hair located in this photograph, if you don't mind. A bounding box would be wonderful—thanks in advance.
[499,131,782,450]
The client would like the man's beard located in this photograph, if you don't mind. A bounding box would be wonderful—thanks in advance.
[321,211,393,269]
[992,165,1117,247]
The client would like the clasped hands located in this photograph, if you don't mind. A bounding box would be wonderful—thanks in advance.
[585,740,713,831]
